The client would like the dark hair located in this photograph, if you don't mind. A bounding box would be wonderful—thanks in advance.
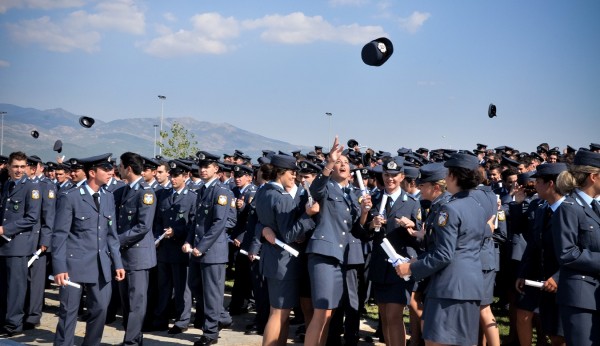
[120,152,144,175]
[448,167,480,190]
[8,151,27,165]
[264,164,288,181]
[260,164,275,182]
[501,167,518,182]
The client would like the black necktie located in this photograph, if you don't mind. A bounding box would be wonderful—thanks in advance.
[199,185,207,198]
[543,206,553,228]
[592,201,600,218]
[8,181,15,194]
[93,192,100,210]
[385,195,394,214]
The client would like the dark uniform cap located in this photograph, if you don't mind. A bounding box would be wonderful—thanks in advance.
[548,147,561,156]
[168,160,192,175]
[530,152,544,161]
[476,143,488,150]
[404,166,420,179]
[292,150,302,157]
[352,167,370,179]
[382,156,404,174]
[196,151,220,164]
[257,156,271,165]
[404,153,424,167]
[223,153,234,159]
[444,153,480,170]
[590,143,600,151]
[416,147,429,154]
[299,161,322,174]
[488,104,497,118]
[0,155,8,164]
[347,139,359,148]
[531,163,568,178]
[233,164,253,177]
[380,152,392,158]
[573,149,600,168]
[30,130,39,138]
[270,155,298,171]
[361,37,394,67]
[68,157,84,170]
[80,153,113,170]
[566,145,577,154]
[397,147,412,156]
[141,156,159,170]
[218,162,233,172]
[234,149,244,156]
[517,171,536,185]
[46,161,58,170]
[537,143,549,153]
[26,155,42,166]
[79,116,95,128]
[417,163,448,184]
[277,150,291,156]
[371,164,383,174]
[53,140,63,153]
[501,156,520,168]
[262,150,275,158]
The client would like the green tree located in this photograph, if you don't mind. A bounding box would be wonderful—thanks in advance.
[157,121,199,158]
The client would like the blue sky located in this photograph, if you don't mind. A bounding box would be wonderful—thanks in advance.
[1,0,598,154]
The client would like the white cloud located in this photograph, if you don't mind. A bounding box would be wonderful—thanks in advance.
[398,11,430,34]
[7,16,101,52]
[243,12,385,45]
[6,0,144,52]
[0,60,10,67]
[0,0,83,14]
[163,12,177,22]
[142,13,239,58]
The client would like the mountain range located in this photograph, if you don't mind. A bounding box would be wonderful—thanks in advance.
[0,103,310,162]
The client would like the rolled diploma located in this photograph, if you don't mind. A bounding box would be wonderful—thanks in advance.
[154,231,167,245]
[239,249,260,260]
[275,239,299,257]
[524,279,544,288]
[381,238,410,281]
[27,249,42,267]
[48,275,81,289]
[374,194,388,232]
[354,170,370,210]
[302,181,314,207]
[1,235,11,242]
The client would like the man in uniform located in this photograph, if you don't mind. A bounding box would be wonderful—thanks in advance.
[0,151,42,337]
[155,159,172,190]
[24,155,56,330]
[116,152,157,346]
[183,151,234,346]
[149,160,196,334]
[141,156,161,190]
[68,158,87,189]
[55,164,73,193]
[51,153,125,346]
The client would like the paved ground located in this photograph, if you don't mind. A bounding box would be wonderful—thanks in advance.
[0,284,382,346]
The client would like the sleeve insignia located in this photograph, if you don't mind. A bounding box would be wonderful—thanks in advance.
[438,211,448,226]
[143,193,155,205]
[497,210,506,221]
[31,190,40,200]
[217,195,228,206]
[48,190,56,199]
[417,208,422,220]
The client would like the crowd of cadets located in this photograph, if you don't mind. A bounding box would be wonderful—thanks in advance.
[0,140,599,346]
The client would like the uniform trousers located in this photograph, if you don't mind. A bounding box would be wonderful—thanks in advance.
[154,262,191,328]
[0,256,28,332]
[119,269,149,345]
[54,280,112,346]
[328,265,361,346]
[190,261,230,340]
[25,251,48,325]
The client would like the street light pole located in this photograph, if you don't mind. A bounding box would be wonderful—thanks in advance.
[325,112,332,148]
[158,95,166,155]
[153,124,159,157]
[0,111,6,156]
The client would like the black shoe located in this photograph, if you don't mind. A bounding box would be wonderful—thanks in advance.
[194,335,218,346]
[244,326,263,335]
[245,323,256,331]
[105,315,116,324]
[168,325,188,335]
[218,321,233,330]
[228,306,248,316]
[23,322,40,330]
[142,324,169,332]
[289,315,304,325]
[0,327,24,337]
[193,320,203,329]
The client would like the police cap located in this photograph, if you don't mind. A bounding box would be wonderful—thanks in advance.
[196,151,220,165]
[382,156,404,174]
[298,161,322,174]
[531,163,568,178]
[361,37,394,67]
[141,156,159,170]
[80,153,113,170]
[168,160,192,175]
[444,153,480,170]
[26,155,42,166]
[53,140,63,153]
[417,163,448,184]
[270,155,298,171]
[404,166,420,179]
[233,164,253,177]
[79,116,95,128]
[573,149,600,168]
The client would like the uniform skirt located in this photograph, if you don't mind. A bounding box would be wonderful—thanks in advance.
[373,281,411,305]
[308,253,343,309]
[422,297,480,346]
[480,269,496,306]
[267,278,299,309]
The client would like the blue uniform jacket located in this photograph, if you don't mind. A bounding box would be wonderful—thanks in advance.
[187,180,233,264]
[0,177,43,256]
[154,187,196,264]
[368,189,421,284]
[255,182,315,280]
[551,191,600,311]
[51,185,123,283]
[33,177,57,250]
[411,190,486,301]
[307,174,363,264]
[230,184,258,241]
[116,179,157,270]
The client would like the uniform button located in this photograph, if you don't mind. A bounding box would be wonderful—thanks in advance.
[343,220,347,223]
[342,232,345,235]
[582,276,586,279]
[339,244,343,248]
[346,208,349,212]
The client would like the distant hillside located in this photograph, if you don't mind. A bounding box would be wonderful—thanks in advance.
[0,103,310,162]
